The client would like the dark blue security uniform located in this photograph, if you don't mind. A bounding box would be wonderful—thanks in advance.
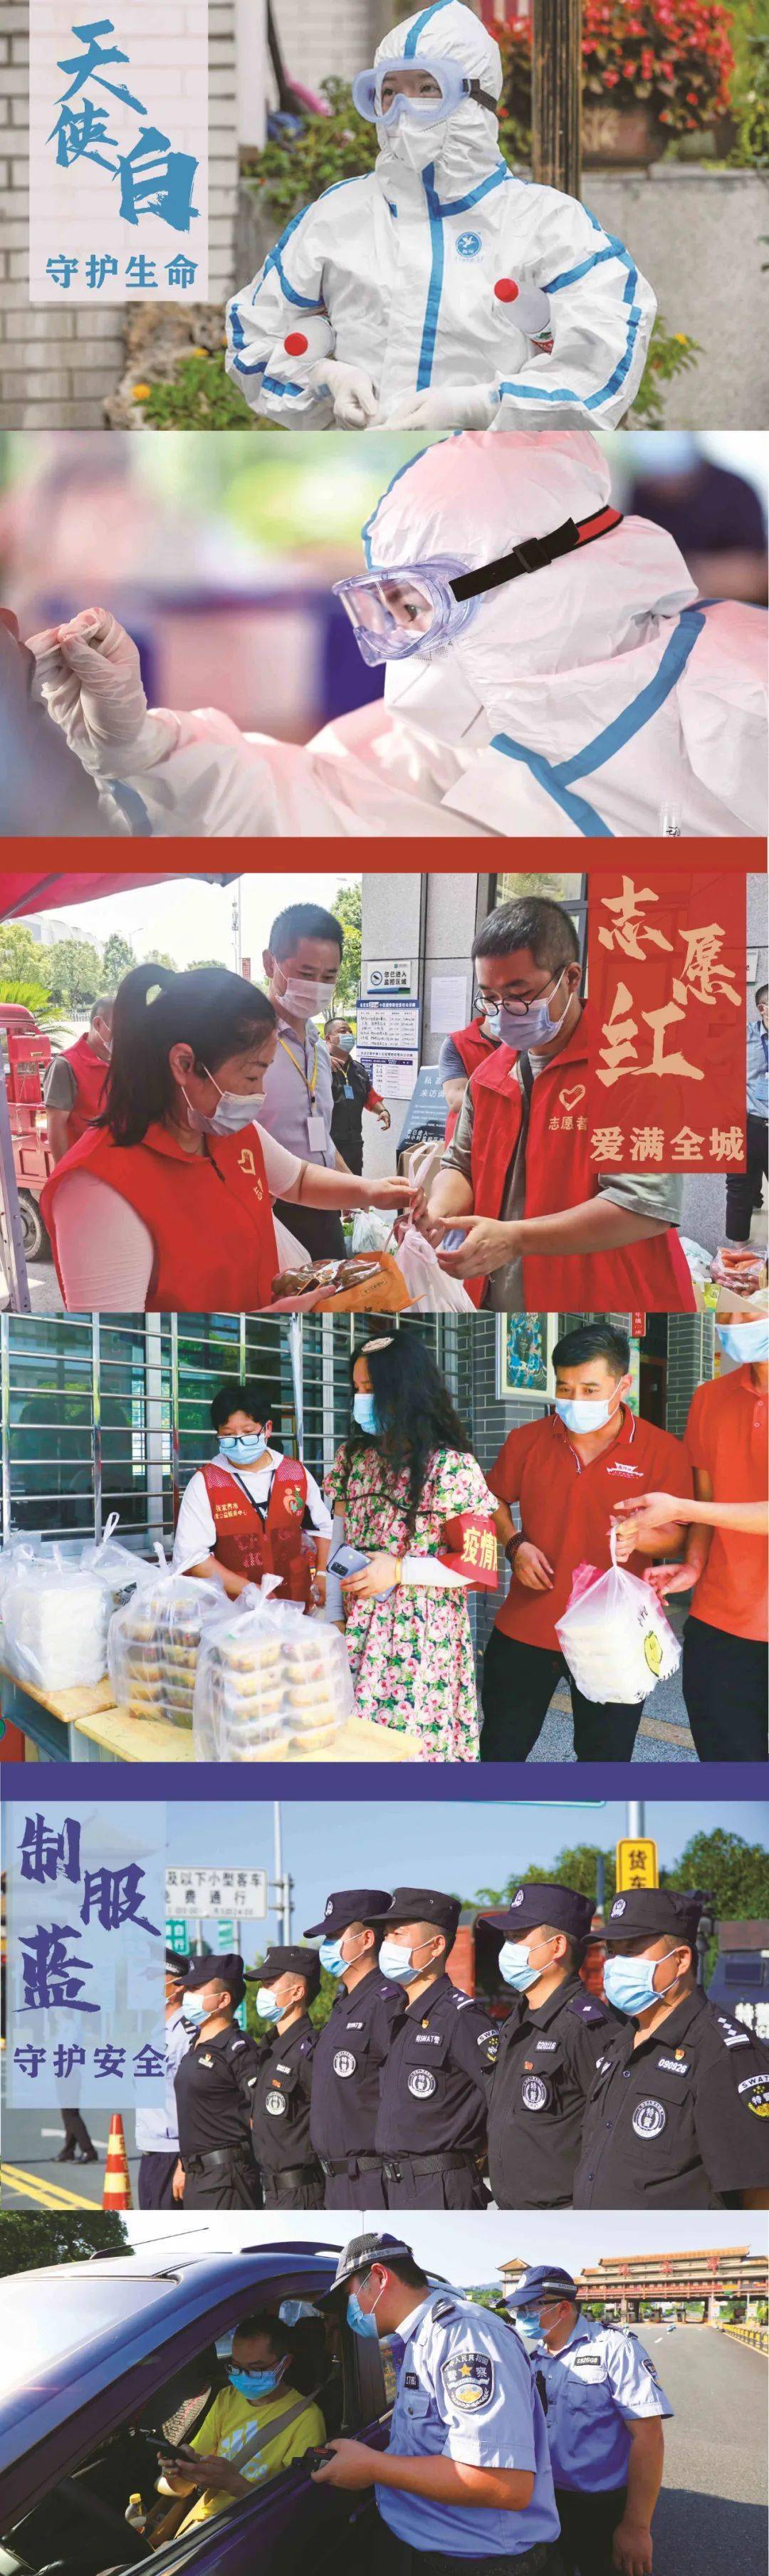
[573,1889,769,2209]
[305,1887,405,2209]
[370,1889,498,2210]
[478,1885,622,2209]
[174,1951,262,2211]
[246,1944,323,2209]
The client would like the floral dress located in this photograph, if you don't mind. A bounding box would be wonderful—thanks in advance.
[325,1443,497,1761]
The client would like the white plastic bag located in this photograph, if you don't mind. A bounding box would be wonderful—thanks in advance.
[350,1208,393,1256]
[3,1545,112,1691]
[80,1512,144,1616]
[555,1529,681,1706]
[394,1224,475,1314]
[108,1548,220,1729]
[193,1574,355,1763]
[0,1537,44,1664]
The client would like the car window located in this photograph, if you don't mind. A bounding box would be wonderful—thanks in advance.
[0,2275,181,2404]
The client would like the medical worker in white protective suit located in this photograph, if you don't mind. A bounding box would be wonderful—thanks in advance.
[226,0,655,432]
[30,433,768,841]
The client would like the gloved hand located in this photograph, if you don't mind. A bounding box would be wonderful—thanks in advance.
[308,358,378,427]
[382,383,495,431]
[28,608,159,773]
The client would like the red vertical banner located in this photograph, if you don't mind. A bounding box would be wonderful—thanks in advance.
[587,870,746,1173]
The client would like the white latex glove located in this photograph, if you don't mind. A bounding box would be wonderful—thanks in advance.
[382,383,495,431]
[28,608,169,775]
[308,358,378,427]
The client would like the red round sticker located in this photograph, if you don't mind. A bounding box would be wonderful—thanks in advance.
[494,278,519,302]
[284,331,308,355]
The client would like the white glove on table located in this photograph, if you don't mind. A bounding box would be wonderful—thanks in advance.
[308,358,378,427]
[28,608,174,775]
[382,382,496,431]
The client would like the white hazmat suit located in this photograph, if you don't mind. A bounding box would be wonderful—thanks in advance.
[227,0,656,432]
[29,434,768,840]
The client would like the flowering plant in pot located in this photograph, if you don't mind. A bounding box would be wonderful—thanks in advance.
[500,2,735,165]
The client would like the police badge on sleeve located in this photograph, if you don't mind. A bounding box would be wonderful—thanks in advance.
[441,2352,495,2411]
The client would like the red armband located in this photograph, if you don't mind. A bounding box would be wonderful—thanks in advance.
[438,1511,498,1591]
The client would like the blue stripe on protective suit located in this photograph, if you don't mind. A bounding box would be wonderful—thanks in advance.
[261,373,306,398]
[436,162,509,218]
[544,244,616,294]
[229,312,269,378]
[417,165,446,389]
[491,607,706,837]
[404,1,454,56]
[498,214,642,414]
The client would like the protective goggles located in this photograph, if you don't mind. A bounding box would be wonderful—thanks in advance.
[335,507,623,667]
[352,58,497,128]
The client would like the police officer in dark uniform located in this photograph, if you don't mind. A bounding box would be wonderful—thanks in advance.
[174,1952,262,2211]
[370,1888,499,2210]
[247,1944,323,2209]
[304,1887,406,2209]
[573,1887,769,2209]
[478,1883,622,2210]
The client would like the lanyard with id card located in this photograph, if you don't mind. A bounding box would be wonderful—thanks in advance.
[278,1034,328,1152]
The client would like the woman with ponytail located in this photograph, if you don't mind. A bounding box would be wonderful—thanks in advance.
[41,964,411,1311]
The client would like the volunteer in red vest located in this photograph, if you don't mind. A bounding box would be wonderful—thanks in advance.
[481,1320,693,1763]
[43,994,113,1163]
[173,1375,333,1613]
[418,897,695,1313]
[40,963,412,1313]
[439,1004,499,1145]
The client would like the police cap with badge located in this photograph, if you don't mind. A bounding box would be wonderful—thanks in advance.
[367,1887,461,1940]
[506,2265,579,2312]
[303,1888,394,1936]
[246,1945,321,2000]
[318,2230,416,2301]
[184,1950,246,2003]
[166,1944,191,1979]
[603,1888,704,1949]
[478,1882,596,1950]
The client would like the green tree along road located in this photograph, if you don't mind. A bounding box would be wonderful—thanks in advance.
[0,2211,129,2273]
[472,1832,769,1919]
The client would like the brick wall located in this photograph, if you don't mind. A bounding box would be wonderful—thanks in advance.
[271,0,382,90]
[0,0,239,429]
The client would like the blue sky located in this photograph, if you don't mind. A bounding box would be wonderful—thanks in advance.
[126,2206,769,2270]
[166,1800,768,1963]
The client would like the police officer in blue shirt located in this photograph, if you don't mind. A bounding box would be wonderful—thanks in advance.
[313,2231,565,2573]
[370,1889,500,2210]
[478,1886,622,2211]
[507,2266,672,2576]
[136,1945,191,2210]
[304,1886,406,2209]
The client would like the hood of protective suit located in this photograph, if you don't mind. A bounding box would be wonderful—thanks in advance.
[367,431,699,748]
[373,0,503,199]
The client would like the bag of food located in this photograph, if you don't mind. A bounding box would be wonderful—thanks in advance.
[108,1550,221,1729]
[392,1225,475,1314]
[555,1528,681,1706]
[193,1575,356,1763]
[80,1512,145,1616]
[3,1545,113,1692]
[271,1249,412,1313]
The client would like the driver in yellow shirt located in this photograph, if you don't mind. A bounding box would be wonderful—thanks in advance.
[158,2315,325,2528]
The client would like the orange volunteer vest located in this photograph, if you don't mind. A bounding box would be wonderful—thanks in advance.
[41,1117,279,1312]
[466,1004,695,1313]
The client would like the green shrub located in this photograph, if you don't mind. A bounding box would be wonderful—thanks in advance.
[629,316,701,425]
[242,77,379,228]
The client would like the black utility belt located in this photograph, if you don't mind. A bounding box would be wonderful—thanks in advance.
[320,2154,382,2177]
[183,2146,253,2174]
[261,2163,319,2186]
[382,2151,481,2177]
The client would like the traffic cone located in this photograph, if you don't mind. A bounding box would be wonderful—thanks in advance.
[103,2112,132,2211]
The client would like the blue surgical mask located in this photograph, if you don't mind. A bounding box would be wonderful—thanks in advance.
[255,1986,282,2023]
[182,1991,211,2025]
[336,1033,355,1055]
[516,2313,545,2345]
[347,2274,384,2340]
[498,971,572,1053]
[220,1433,269,1464]
[352,1390,380,1435]
[716,1318,769,1365]
[379,1935,434,1985]
[229,2364,283,2400]
[498,1939,540,1993]
[602,1950,681,2018]
[320,1934,366,1979]
[554,1392,622,1434]
[184,1065,262,1137]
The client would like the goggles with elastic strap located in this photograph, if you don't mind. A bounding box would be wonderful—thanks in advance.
[352,58,498,127]
[334,506,623,667]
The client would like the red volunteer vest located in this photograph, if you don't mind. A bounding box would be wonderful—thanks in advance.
[61,1032,109,1140]
[202,1455,314,1607]
[444,1019,498,1144]
[466,1003,695,1313]
[41,1118,278,1312]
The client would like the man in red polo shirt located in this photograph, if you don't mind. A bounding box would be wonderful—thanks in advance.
[481,1321,693,1763]
[419,897,694,1314]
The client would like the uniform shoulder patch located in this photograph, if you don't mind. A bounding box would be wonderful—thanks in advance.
[431,2298,457,2322]
[568,1993,608,2024]
[441,2351,495,2413]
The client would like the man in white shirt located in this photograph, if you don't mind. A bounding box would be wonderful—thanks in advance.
[258,900,350,1263]
[173,1377,333,1615]
[136,1947,192,2210]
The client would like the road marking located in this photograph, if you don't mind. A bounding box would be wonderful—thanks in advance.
[1,2162,98,2211]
